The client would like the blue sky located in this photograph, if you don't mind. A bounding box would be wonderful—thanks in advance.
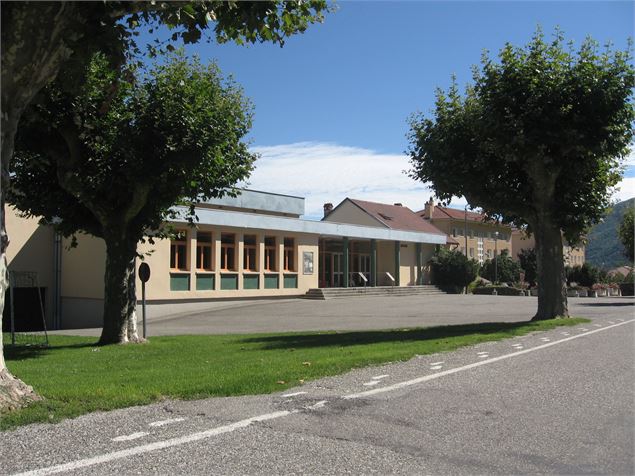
[157,1,635,218]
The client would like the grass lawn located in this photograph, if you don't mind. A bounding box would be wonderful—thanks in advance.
[1,317,588,430]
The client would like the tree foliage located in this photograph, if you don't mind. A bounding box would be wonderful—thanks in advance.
[480,250,522,284]
[10,52,256,344]
[430,248,480,291]
[517,248,537,285]
[408,29,634,320]
[618,206,634,262]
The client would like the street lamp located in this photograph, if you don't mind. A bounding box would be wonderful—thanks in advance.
[494,231,499,283]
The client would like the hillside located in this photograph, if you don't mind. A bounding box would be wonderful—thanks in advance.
[585,198,634,269]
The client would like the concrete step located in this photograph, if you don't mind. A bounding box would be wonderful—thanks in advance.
[303,285,447,300]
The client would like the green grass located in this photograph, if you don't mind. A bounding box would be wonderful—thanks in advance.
[1,317,588,430]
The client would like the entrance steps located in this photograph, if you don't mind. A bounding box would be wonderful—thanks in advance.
[303,285,446,300]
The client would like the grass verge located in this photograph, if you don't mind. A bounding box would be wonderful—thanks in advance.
[1,317,588,430]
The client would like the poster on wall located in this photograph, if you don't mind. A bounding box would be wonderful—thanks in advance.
[303,251,314,274]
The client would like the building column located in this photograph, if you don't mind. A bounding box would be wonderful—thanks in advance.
[415,242,422,285]
[342,237,349,288]
[394,241,401,286]
[258,233,265,289]
[370,239,377,287]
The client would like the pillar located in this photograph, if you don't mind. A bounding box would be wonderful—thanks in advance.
[416,242,422,285]
[394,241,400,286]
[343,237,349,288]
[370,239,377,287]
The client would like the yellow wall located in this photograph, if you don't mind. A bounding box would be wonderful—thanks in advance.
[398,242,416,285]
[137,224,319,300]
[432,218,512,262]
[62,234,106,299]
[324,201,383,227]
[513,231,585,266]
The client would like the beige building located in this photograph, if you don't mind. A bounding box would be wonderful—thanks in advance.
[511,229,585,266]
[6,191,449,329]
[417,198,512,264]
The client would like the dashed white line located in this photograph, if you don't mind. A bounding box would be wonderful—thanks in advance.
[307,400,327,410]
[593,324,602,327]
[362,380,380,387]
[112,432,149,442]
[282,391,307,397]
[343,319,635,400]
[540,338,550,342]
[429,361,444,366]
[580,328,589,331]
[477,352,488,355]
[478,354,489,359]
[560,332,570,336]
[148,418,185,428]
[17,319,635,476]
[430,365,443,370]
[608,321,615,324]
[372,374,389,380]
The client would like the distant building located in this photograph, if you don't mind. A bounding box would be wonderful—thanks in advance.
[417,198,512,264]
[511,229,585,266]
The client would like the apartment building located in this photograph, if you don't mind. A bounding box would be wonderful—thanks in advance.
[417,198,512,264]
[511,229,585,266]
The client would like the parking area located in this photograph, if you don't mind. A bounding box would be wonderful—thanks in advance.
[50,295,633,337]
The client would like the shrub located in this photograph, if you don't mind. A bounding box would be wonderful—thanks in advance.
[517,248,537,285]
[480,250,521,284]
[567,263,600,287]
[473,286,524,296]
[430,248,479,292]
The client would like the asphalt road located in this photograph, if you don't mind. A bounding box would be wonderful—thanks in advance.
[2,300,633,475]
[51,294,635,336]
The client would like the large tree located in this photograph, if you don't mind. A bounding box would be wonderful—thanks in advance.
[11,51,256,345]
[618,206,634,262]
[408,29,634,320]
[1,1,329,412]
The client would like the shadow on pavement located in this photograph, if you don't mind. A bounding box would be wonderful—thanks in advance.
[241,321,533,350]
[575,302,633,307]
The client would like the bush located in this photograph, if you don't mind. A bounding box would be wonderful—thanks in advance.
[480,250,522,284]
[430,248,479,292]
[566,263,599,287]
[517,248,537,285]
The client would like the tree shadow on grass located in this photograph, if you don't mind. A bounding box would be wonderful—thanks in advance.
[4,342,96,361]
[240,321,534,350]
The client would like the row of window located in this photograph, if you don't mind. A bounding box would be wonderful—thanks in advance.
[170,231,296,273]
[459,247,507,259]
[452,228,510,241]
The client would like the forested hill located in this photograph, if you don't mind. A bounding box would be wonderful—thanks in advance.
[586,198,634,269]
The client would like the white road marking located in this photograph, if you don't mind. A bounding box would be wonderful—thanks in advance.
[593,324,602,327]
[429,361,444,366]
[477,352,488,355]
[307,400,327,410]
[343,319,635,400]
[18,410,295,476]
[580,328,589,331]
[608,321,615,324]
[111,432,149,442]
[617,319,624,322]
[540,338,550,342]
[362,380,380,386]
[478,354,489,358]
[282,391,307,397]
[560,332,570,336]
[372,374,389,380]
[17,319,635,476]
[430,365,443,370]
[148,418,185,428]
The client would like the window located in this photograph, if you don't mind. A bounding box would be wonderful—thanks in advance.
[264,236,276,271]
[243,235,257,271]
[170,230,188,270]
[469,248,474,258]
[220,233,236,271]
[284,237,295,271]
[196,231,213,271]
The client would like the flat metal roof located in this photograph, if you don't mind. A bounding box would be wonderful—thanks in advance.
[200,189,305,216]
[173,206,447,245]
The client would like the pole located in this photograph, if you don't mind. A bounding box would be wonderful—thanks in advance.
[494,231,499,284]
[142,281,147,339]
[464,206,468,256]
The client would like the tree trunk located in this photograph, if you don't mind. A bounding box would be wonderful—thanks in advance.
[532,217,569,321]
[98,236,142,345]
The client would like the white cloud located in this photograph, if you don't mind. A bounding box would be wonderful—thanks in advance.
[613,176,635,203]
[244,142,442,219]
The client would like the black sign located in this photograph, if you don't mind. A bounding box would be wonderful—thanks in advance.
[138,262,151,283]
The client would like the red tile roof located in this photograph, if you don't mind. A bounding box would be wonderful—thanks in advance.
[348,199,447,236]
[417,205,493,223]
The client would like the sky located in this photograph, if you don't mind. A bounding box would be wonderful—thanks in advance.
[163,1,633,219]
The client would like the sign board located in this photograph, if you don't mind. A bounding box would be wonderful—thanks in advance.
[139,262,151,283]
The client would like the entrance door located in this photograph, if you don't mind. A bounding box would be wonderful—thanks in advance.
[332,252,343,287]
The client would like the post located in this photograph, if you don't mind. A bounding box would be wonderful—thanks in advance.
[370,239,377,287]
[464,206,468,256]
[494,231,499,284]
[142,281,147,339]
[394,241,400,287]
[342,237,349,288]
